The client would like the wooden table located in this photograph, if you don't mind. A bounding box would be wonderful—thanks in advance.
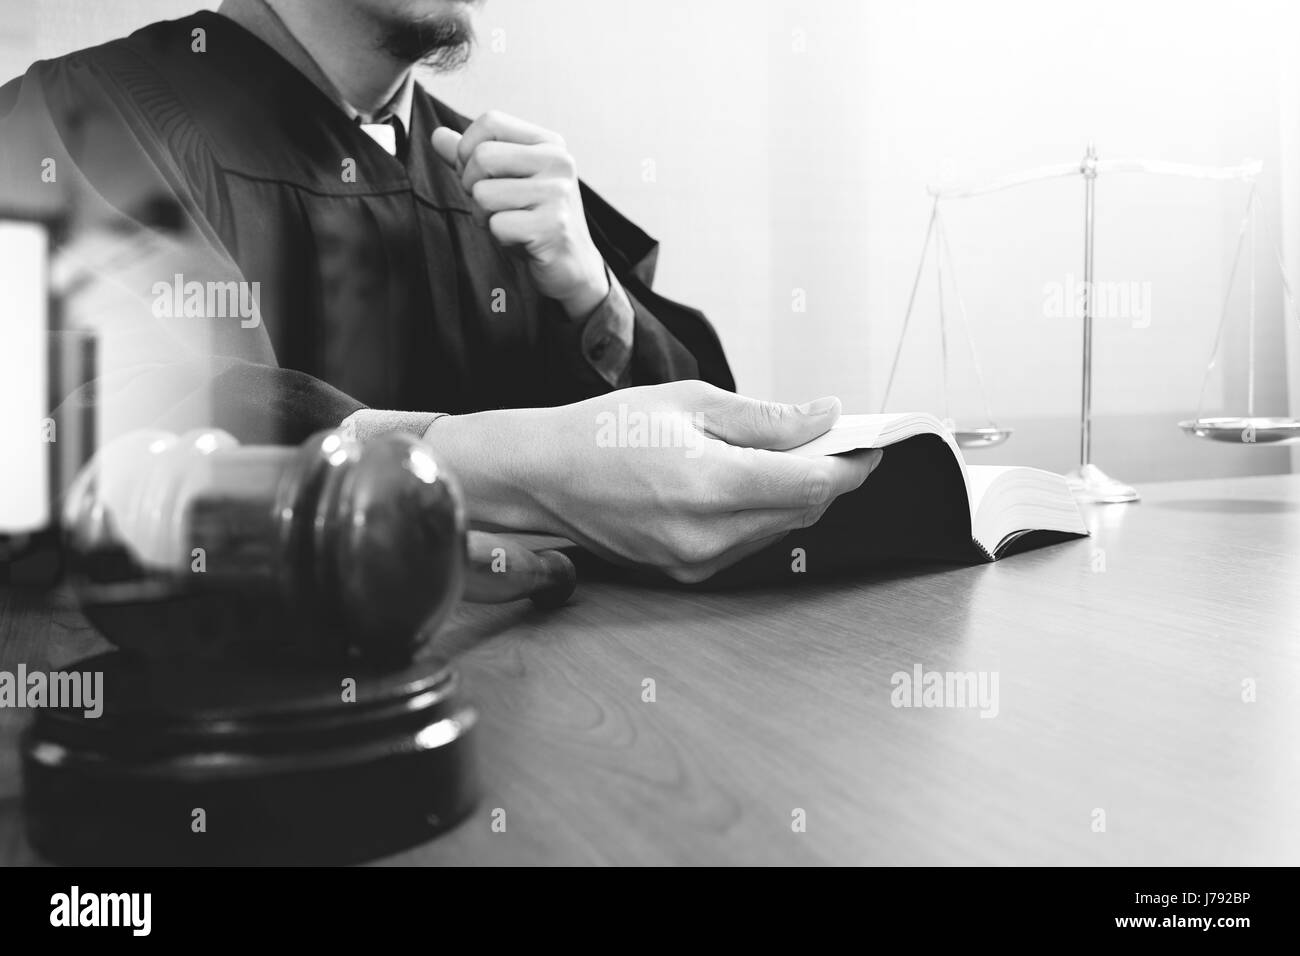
[3,474,1299,865]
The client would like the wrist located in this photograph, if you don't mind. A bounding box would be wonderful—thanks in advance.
[423,409,560,534]
[556,259,611,321]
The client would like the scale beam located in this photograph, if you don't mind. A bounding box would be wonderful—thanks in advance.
[927,157,1262,199]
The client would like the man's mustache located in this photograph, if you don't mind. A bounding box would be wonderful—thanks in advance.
[379,8,478,69]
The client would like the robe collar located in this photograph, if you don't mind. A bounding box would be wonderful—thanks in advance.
[217,0,415,134]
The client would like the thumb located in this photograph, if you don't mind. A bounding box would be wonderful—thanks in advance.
[430,127,463,169]
[701,394,842,451]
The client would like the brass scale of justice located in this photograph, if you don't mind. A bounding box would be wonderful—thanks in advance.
[880,144,1300,503]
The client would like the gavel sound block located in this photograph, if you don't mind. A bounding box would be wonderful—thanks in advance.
[23,651,478,865]
[22,428,573,864]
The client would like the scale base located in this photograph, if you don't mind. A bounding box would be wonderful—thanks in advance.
[1065,463,1140,504]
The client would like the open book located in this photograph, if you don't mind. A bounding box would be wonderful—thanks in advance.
[704,412,1088,585]
[519,412,1089,587]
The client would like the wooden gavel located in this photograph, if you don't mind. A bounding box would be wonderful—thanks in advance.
[61,428,576,664]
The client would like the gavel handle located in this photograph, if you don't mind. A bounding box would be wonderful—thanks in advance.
[464,531,577,608]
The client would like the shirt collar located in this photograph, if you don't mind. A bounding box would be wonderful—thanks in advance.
[217,0,415,133]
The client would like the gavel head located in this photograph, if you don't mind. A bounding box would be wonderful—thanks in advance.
[62,428,466,666]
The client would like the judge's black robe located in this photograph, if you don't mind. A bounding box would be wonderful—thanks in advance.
[0,12,734,445]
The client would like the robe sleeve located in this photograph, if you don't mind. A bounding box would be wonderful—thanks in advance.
[1,54,364,446]
[578,181,736,392]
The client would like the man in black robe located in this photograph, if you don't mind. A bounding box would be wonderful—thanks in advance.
[0,0,881,582]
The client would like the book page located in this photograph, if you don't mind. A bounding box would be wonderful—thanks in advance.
[787,412,953,458]
[965,465,1022,513]
[968,466,1088,555]
[787,412,977,516]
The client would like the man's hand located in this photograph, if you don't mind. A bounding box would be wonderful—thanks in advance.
[427,381,885,583]
[431,111,610,320]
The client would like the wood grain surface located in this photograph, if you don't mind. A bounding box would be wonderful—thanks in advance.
[3,474,1298,865]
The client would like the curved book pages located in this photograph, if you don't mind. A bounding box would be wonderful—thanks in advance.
[704,412,1089,586]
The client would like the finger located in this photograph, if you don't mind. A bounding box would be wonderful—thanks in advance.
[470,177,551,213]
[707,445,884,512]
[457,109,562,167]
[695,390,844,451]
[486,209,546,247]
[717,500,838,541]
[465,531,576,605]
[462,141,562,194]
[430,127,462,169]
[665,450,885,581]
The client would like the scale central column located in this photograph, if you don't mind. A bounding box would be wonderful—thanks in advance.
[1081,144,1096,467]
[1066,143,1141,503]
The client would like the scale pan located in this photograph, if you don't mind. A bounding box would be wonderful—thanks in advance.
[1178,417,1300,445]
[953,426,1013,449]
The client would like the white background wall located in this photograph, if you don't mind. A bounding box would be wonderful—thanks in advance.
[6,0,1299,478]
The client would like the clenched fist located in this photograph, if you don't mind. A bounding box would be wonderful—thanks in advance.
[431,110,610,320]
